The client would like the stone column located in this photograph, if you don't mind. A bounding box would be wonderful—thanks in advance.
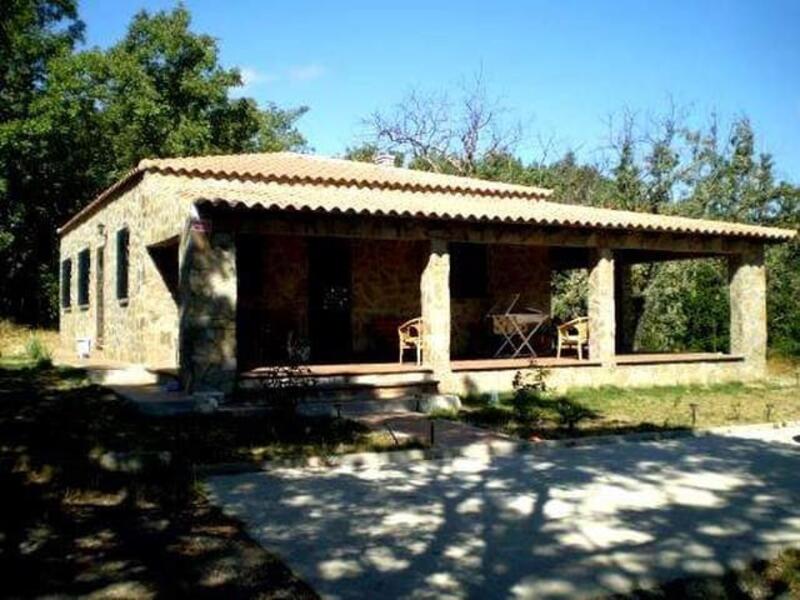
[614,259,636,354]
[728,245,767,374]
[420,239,451,378]
[178,223,238,394]
[588,246,616,365]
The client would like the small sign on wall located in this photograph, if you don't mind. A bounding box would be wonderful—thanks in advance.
[190,218,212,234]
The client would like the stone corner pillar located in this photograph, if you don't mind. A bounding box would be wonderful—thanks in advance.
[178,222,238,395]
[420,238,451,381]
[728,244,767,376]
[588,246,616,366]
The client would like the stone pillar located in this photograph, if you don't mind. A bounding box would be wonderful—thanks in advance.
[588,246,616,365]
[728,245,767,374]
[420,239,451,378]
[614,259,636,354]
[178,223,238,394]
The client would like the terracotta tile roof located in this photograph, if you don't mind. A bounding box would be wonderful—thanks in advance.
[59,152,797,241]
[188,182,795,241]
[138,152,552,198]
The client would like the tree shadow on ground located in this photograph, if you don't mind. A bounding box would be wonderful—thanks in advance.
[0,363,319,598]
[207,419,800,599]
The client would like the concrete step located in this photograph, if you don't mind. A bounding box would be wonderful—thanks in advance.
[234,373,440,416]
[238,369,436,390]
[86,364,159,386]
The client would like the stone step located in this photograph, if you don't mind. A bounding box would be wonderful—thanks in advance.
[233,374,441,416]
[238,369,436,390]
[86,364,159,386]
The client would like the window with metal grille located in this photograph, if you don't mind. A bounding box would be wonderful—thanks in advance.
[78,249,90,307]
[61,259,72,308]
[116,228,129,300]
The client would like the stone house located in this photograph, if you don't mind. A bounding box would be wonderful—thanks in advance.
[58,152,796,396]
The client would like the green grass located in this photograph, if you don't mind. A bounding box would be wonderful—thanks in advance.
[456,378,800,441]
[615,548,800,598]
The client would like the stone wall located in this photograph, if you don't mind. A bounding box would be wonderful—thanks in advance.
[451,244,550,357]
[237,234,309,365]
[351,239,426,357]
[442,358,760,396]
[234,235,425,363]
[179,228,237,392]
[59,173,187,367]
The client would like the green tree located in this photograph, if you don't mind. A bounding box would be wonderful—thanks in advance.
[0,4,307,324]
[0,0,84,322]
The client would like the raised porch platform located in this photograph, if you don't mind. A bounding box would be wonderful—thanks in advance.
[239,352,743,379]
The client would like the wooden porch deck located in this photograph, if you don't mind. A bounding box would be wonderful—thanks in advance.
[240,352,743,379]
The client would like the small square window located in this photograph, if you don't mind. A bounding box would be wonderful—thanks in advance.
[61,259,72,308]
[78,249,90,307]
[450,243,488,299]
[116,228,130,300]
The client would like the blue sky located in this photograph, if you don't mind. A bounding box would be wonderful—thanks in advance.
[80,0,800,182]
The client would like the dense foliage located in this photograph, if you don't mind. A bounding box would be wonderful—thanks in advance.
[357,94,800,355]
[0,2,306,323]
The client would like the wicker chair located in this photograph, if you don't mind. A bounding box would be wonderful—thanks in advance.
[556,316,589,360]
[398,317,424,365]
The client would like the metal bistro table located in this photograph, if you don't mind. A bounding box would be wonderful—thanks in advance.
[487,295,550,358]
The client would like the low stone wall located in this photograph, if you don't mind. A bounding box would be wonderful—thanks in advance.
[442,358,761,395]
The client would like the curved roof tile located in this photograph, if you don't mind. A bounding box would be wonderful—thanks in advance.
[59,152,796,241]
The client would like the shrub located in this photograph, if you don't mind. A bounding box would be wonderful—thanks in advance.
[25,336,52,368]
[511,367,548,423]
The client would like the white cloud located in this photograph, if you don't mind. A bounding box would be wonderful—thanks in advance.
[237,66,277,91]
[233,64,327,96]
[287,63,326,82]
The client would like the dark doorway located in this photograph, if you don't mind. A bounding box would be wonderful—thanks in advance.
[308,238,352,363]
[148,237,180,305]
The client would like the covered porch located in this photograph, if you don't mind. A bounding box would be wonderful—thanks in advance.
[178,203,768,396]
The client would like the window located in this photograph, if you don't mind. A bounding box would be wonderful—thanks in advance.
[78,248,90,307]
[116,228,130,300]
[450,242,488,299]
[61,259,72,309]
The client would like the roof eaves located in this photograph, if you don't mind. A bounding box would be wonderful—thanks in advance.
[57,167,145,236]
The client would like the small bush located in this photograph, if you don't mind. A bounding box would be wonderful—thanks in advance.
[511,367,548,424]
[25,336,52,367]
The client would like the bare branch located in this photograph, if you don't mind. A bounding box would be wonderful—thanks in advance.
[364,71,522,176]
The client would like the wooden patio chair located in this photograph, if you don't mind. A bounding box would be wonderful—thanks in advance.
[398,317,424,365]
[556,316,589,360]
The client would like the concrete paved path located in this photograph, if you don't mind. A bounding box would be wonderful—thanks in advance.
[357,412,516,451]
[207,425,800,599]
